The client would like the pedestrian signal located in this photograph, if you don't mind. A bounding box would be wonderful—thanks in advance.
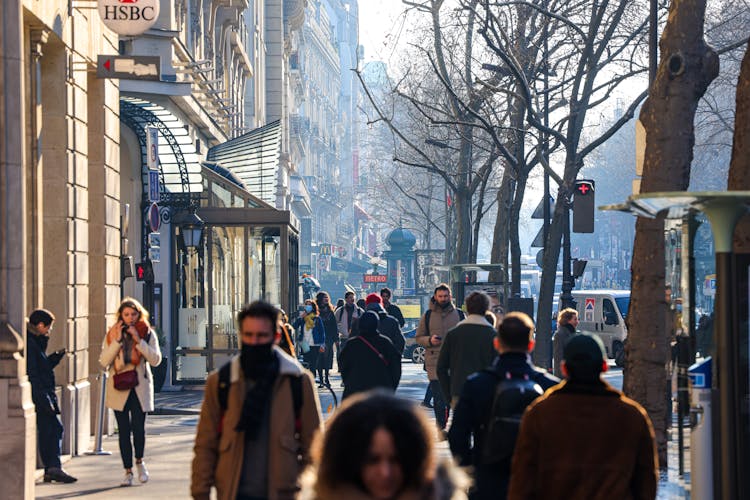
[135,261,154,282]
[573,180,595,233]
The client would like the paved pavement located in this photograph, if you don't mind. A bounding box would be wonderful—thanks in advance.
[35,358,691,498]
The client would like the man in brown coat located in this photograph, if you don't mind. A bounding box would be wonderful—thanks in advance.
[416,283,464,434]
[191,301,323,500]
[508,334,658,500]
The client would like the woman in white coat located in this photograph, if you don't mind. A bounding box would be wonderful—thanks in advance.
[100,297,162,487]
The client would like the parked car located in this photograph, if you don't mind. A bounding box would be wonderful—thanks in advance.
[403,328,425,364]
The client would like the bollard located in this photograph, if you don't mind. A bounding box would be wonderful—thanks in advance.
[689,357,712,499]
[85,370,112,456]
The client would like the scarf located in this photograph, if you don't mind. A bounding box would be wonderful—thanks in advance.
[106,320,151,372]
[236,354,280,439]
[304,312,318,330]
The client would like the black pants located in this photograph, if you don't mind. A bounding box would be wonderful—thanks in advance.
[429,380,449,429]
[114,390,146,469]
[37,410,63,470]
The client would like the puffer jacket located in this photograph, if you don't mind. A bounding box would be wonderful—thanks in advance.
[416,299,463,380]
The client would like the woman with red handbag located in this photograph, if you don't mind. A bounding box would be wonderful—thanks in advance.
[99,297,162,487]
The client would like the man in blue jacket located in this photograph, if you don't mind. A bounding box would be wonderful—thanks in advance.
[449,312,557,500]
[26,308,77,483]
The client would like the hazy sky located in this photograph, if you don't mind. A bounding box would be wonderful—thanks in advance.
[358,0,408,63]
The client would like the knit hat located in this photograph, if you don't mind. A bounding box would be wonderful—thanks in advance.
[359,311,380,335]
[365,293,383,305]
[563,334,606,381]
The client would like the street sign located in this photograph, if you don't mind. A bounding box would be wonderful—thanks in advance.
[531,226,545,248]
[148,202,160,232]
[96,55,161,81]
[146,127,159,170]
[531,195,554,219]
[148,246,160,263]
[148,171,160,202]
[584,297,595,322]
[148,232,160,247]
[536,249,544,268]
[363,274,388,283]
[98,0,160,36]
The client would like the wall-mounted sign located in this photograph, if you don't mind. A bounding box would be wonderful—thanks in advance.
[148,202,160,232]
[98,0,160,36]
[148,171,160,203]
[96,55,160,81]
[146,127,159,170]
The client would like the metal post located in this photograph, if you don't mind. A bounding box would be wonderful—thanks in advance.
[85,371,112,456]
[560,195,574,310]
[702,200,746,499]
[542,0,550,248]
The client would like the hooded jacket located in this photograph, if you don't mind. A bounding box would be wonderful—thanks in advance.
[416,299,463,380]
[191,346,323,500]
[351,303,405,354]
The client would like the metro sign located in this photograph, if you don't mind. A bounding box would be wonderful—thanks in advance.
[96,55,161,81]
[363,274,388,283]
[99,0,160,36]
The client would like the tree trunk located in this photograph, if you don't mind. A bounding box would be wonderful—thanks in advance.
[510,176,527,297]
[626,0,718,467]
[729,42,750,251]
[490,169,513,291]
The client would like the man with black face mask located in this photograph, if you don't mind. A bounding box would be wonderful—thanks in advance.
[192,301,323,500]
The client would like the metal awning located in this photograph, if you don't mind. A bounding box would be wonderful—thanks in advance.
[119,97,203,201]
[206,120,281,206]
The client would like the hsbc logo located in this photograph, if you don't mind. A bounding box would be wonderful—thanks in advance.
[98,0,159,36]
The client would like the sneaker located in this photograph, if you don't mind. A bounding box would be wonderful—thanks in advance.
[43,467,77,483]
[121,471,134,487]
[136,461,149,483]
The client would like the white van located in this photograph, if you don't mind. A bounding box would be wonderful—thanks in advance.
[569,290,630,366]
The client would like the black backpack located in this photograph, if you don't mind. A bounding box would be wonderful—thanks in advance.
[480,371,543,465]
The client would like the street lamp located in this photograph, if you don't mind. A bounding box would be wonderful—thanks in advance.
[181,211,204,251]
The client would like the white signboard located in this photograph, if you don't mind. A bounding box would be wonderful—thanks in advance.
[148,232,160,247]
[148,246,160,262]
[146,127,159,170]
[98,0,160,36]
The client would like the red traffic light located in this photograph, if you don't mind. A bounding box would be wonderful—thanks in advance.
[134,261,153,282]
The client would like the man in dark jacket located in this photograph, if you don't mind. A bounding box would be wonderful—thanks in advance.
[508,334,658,500]
[553,307,579,377]
[437,292,497,407]
[26,309,77,483]
[351,293,405,354]
[339,311,401,399]
[380,287,405,328]
[449,312,558,500]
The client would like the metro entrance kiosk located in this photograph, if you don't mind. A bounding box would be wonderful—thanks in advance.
[604,192,750,500]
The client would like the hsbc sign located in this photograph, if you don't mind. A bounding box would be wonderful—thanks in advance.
[98,0,159,36]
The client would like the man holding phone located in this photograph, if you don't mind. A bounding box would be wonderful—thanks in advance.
[26,308,77,483]
[416,284,465,438]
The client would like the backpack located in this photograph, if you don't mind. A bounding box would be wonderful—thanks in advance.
[479,370,543,465]
[423,308,465,337]
[216,362,305,462]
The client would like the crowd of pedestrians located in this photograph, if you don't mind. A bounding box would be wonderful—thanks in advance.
[29,284,659,499]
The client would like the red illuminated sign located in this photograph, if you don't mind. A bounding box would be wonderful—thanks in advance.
[363,274,388,283]
[577,183,591,195]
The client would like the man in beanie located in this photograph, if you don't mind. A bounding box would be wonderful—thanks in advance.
[339,311,402,399]
[508,334,658,500]
[351,293,405,354]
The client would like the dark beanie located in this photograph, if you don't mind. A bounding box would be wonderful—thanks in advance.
[359,311,380,336]
[563,334,606,381]
[365,293,383,305]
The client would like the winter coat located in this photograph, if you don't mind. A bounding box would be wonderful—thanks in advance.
[293,316,326,346]
[436,314,497,403]
[416,300,463,380]
[191,347,323,500]
[508,379,658,500]
[26,329,65,415]
[384,302,406,328]
[335,305,363,339]
[449,353,559,500]
[99,328,162,412]
[351,304,405,354]
[318,307,339,369]
[298,460,470,500]
[552,322,576,378]
[339,331,401,400]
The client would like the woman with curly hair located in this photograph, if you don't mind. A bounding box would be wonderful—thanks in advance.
[300,390,468,499]
[99,297,162,487]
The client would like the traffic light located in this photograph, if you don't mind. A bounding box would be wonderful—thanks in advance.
[573,179,595,233]
[134,261,154,282]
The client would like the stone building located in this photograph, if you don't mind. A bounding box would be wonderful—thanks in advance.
[0,0,120,496]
